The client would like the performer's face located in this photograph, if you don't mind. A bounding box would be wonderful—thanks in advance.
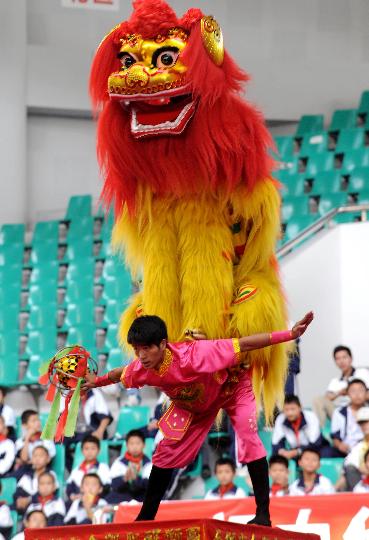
[133,340,166,370]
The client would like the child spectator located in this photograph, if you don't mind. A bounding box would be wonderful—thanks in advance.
[0,416,15,478]
[14,446,56,514]
[0,388,16,441]
[0,480,13,539]
[205,457,246,500]
[331,379,367,457]
[15,410,55,467]
[353,449,369,493]
[66,434,111,504]
[289,448,335,495]
[64,473,108,525]
[272,395,328,459]
[26,471,65,526]
[11,509,47,540]
[268,455,290,496]
[313,345,369,427]
[344,406,369,491]
[107,430,151,504]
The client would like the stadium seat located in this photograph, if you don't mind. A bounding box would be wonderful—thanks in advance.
[67,324,96,351]
[115,406,151,439]
[22,356,43,384]
[66,258,95,282]
[26,330,56,358]
[0,244,24,266]
[281,197,310,222]
[0,283,21,306]
[65,195,92,220]
[66,238,94,261]
[64,299,94,328]
[103,277,132,303]
[348,167,369,192]
[0,331,19,357]
[335,128,365,153]
[0,264,22,286]
[274,136,295,159]
[342,147,369,172]
[107,348,130,371]
[27,303,58,330]
[30,261,58,285]
[310,171,343,196]
[299,132,329,156]
[67,216,94,241]
[305,152,335,176]
[358,90,369,113]
[280,174,306,197]
[32,221,59,245]
[103,300,123,326]
[0,304,19,333]
[31,242,58,265]
[296,115,324,137]
[319,193,349,215]
[65,279,94,304]
[0,224,25,246]
[329,109,358,131]
[318,457,344,484]
[52,443,66,488]
[258,430,272,457]
[104,324,120,350]
[284,215,316,243]
[332,212,361,224]
[28,283,57,306]
[0,354,19,386]
[0,477,16,504]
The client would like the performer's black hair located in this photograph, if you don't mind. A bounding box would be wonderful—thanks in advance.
[214,457,236,473]
[127,315,168,347]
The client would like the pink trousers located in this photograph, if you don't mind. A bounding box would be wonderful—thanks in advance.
[153,371,266,468]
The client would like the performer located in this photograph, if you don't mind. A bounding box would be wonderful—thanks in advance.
[82,311,314,526]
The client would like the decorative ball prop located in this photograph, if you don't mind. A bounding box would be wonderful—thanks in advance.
[39,345,97,443]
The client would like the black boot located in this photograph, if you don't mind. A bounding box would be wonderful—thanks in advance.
[135,465,174,521]
[246,457,271,527]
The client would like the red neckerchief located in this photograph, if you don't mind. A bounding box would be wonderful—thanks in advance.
[124,451,143,471]
[362,475,369,486]
[38,494,54,507]
[29,432,42,443]
[271,482,286,496]
[291,415,302,444]
[0,434,7,443]
[219,482,235,497]
[79,460,98,474]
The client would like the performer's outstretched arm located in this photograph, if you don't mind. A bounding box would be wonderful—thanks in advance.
[238,311,314,352]
[82,367,123,391]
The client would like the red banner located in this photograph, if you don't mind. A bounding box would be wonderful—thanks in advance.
[114,494,369,540]
[25,517,319,540]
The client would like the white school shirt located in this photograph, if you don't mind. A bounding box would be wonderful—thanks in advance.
[0,404,15,428]
[327,367,369,407]
[64,498,109,525]
[0,439,15,475]
[66,462,111,493]
[289,474,335,496]
[0,504,13,529]
[15,438,56,461]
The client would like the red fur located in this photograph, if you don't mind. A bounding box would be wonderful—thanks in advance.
[129,0,178,38]
[90,0,275,215]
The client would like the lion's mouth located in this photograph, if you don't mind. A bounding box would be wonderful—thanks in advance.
[113,88,196,139]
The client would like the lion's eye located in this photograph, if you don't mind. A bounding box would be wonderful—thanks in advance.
[153,47,179,69]
[119,52,137,69]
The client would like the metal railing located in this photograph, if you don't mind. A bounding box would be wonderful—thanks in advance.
[277,204,369,259]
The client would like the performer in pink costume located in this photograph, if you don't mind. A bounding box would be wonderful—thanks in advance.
[82,311,313,526]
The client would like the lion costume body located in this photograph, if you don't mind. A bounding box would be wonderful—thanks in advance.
[90,0,288,420]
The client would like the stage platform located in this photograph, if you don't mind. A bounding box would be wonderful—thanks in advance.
[25,517,320,540]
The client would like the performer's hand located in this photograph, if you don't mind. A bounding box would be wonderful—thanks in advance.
[291,311,314,339]
[81,371,97,393]
[185,328,207,340]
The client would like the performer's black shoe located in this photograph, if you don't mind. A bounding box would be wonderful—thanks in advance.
[247,513,272,527]
[245,457,271,528]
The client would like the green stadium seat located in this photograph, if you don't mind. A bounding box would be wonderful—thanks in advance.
[329,109,358,131]
[279,174,306,198]
[342,148,369,172]
[11,511,18,538]
[32,221,59,245]
[97,241,113,260]
[0,264,22,286]
[0,305,19,333]
[0,477,16,504]
[67,217,94,241]
[335,128,365,153]
[348,167,369,192]
[103,277,132,302]
[103,300,123,326]
[104,324,119,350]
[258,430,272,456]
[115,406,151,438]
[27,303,57,330]
[0,244,24,266]
[319,193,349,215]
[30,262,58,285]
[310,171,343,196]
[72,439,109,469]
[52,443,66,488]
[332,212,361,224]
[26,330,56,358]
[274,136,295,159]
[107,348,130,371]
[318,457,344,484]
[358,190,369,203]
[299,132,328,156]
[0,354,19,386]
[67,325,96,351]
[0,224,25,246]
[28,283,57,306]
[65,195,92,220]
[358,90,369,113]
[305,152,335,176]
[296,115,324,137]
[66,259,95,282]
[30,242,58,265]
[0,283,21,306]
[66,238,93,261]
[281,197,310,222]
[0,331,19,357]
[65,279,94,304]
[284,215,316,243]
[64,299,94,328]
[22,356,43,384]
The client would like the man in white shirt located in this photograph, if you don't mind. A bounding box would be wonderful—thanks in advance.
[344,406,369,490]
[313,345,369,427]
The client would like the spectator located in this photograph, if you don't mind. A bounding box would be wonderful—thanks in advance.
[330,379,367,457]
[353,449,369,493]
[65,434,111,504]
[0,416,15,478]
[289,448,335,495]
[0,480,13,539]
[313,346,369,428]
[11,509,46,540]
[344,406,369,491]
[138,393,167,439]
[272,395,328,459]
[0,388,16,441]
[285,339,301,396]
[107,430,151,504]
[14,446,56,514]
[15,410,55,467]
[26,471,65,526]
[268,455,289,497]
[64,473,108,525]
[205,457,246,500]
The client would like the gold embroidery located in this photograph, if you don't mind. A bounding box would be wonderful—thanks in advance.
[225,534,236,540]
[127,533,139,540]
[165,529,183,540]
[213,370,223,384]
[186,527,200,540]
[120,365,128,387]
[214,531,223,540]
[105,535,120,540]
[144,530,161,540]
[154,348,172,377]
[232,338,241,363]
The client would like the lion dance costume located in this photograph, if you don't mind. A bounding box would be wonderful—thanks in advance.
[89,0,288,422]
